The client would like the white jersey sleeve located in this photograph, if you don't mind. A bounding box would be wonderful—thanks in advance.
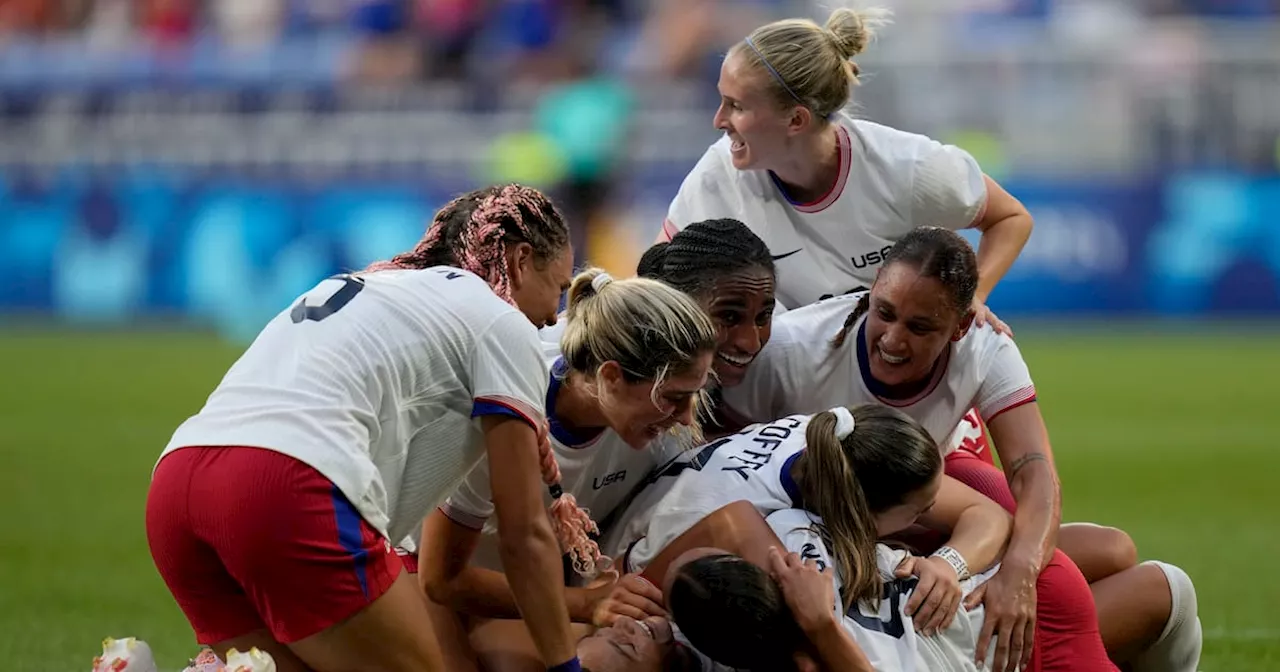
[438,461,496,530]
[471,311,547,428]
[662,143,741,240]
[972,330,1037,422]
[911,142,989,231]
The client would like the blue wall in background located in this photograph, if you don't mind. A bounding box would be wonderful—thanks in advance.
[2,167,1279,339]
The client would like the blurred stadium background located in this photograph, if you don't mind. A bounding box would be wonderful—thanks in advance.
[1,0,1278,669]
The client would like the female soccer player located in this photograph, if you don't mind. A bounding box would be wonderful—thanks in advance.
[595,410,1194,672]
[658,6,1035,461]
[662,506,1197,672]
[413,269,719,670]
[624,407,1011,637]
[719,227,1198,670]
[636,217,778,392]
[147,184,587,672]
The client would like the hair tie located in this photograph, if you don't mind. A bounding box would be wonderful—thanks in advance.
[830,406,856,439]
[591,272,614,293]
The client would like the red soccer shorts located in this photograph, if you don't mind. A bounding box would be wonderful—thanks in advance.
[146,446,401,644]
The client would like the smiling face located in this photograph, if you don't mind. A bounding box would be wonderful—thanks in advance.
[577,616,673,672]
[702,268,776,388]
[599,352,714,448]
[713,50,797,172]
[863,262,972,388]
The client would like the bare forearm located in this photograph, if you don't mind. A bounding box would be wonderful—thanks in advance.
[975,213,1033,303]
[499,521,578,665]
[1006,464,1060,572]
[427,565,521,619]
[941,506,1010,575]
[434,566,599,622]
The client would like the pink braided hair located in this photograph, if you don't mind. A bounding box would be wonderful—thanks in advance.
[549,483,612,579]
[363,184,551,307]
[367,184,601,573]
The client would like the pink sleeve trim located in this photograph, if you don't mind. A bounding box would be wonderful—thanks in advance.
[981,386,1037,423]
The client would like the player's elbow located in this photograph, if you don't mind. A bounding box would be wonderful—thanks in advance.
[417,557,455,606]
[420,569,453,606]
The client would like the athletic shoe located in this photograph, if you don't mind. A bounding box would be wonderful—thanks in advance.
[91,637,158,672]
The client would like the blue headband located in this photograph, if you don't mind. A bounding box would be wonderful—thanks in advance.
[744,36,804,107]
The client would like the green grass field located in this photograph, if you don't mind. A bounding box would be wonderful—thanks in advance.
[2,326,1278,671]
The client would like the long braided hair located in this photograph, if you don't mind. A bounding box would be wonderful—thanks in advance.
[637,218,776,303]
[364,184,569,305]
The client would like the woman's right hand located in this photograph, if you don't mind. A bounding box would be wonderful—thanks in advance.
[590,573,668,628]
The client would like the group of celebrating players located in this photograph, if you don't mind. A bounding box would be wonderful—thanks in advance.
[131,6,1204,672]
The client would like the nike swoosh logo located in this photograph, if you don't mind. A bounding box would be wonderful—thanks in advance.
[773,249,803,261]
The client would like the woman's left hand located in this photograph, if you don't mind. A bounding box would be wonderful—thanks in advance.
[971,299,1012,338]
[898,555,963,636]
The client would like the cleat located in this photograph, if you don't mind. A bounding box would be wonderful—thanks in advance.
[91,637,157,672]
[226,647,278,672]
[182,649,226,672]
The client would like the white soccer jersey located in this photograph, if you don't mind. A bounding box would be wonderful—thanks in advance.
[767,508,996,672]
[662,114,988,308]
[161,267,548,546]
[624,414,814,572]
[720,293,1036,454]
[432,354,688,572]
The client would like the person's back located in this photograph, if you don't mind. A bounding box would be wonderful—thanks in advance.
[165,266,544,544]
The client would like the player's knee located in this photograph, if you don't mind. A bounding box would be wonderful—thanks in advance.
[1091,526,1139,579]
[1059,523,1138,583]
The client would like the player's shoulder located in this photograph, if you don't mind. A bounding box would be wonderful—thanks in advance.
[772,292,866,344]
[844,116,944,160]
[375,266,509,310]
[955,322,1021,366]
